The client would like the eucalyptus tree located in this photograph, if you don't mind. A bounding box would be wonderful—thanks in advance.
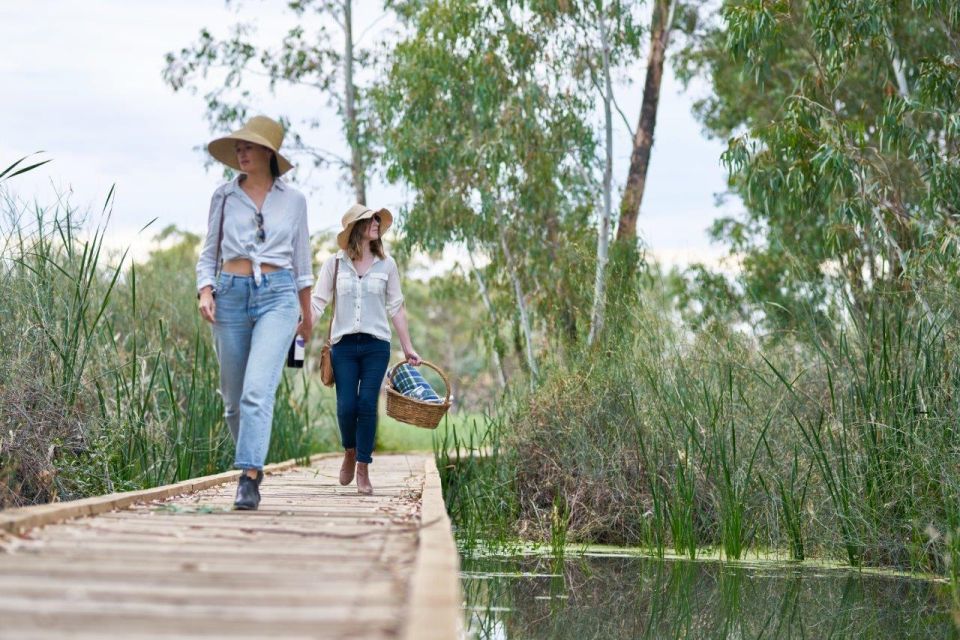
[374,0,598,378]
[162,0,382,203]
[590,6,617,346]
[684,0,960,328]
[524,1,646,346]
[615,0,678,244]
[528,0,711,342]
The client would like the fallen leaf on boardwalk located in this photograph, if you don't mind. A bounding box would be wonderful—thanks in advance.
[152,503,227,515]
[0,532,25,554]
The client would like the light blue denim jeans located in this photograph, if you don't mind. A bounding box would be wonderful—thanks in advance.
[212,269,300,470]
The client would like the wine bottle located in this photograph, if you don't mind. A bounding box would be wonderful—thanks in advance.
[286,335,305,368]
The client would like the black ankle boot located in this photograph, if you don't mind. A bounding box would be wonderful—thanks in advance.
[233,473,260,510]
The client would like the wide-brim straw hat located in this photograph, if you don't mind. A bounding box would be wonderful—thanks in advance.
[207,115,293,175]
[337,204,393,250]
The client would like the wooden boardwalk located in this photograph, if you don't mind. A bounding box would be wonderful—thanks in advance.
[0,454,462,640]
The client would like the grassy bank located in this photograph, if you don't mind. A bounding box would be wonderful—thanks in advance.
[0,190,334,507]
[439,289,960,594]
[376,411,486,452]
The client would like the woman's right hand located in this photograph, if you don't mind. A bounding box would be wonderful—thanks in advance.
[198,288,216,324]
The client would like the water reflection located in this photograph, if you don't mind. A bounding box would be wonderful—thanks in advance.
[462,554,957,639]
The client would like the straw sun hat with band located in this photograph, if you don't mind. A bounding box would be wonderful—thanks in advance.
[207,115,294,175]
[337,204,394,251]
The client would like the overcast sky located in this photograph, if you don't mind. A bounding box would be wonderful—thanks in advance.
[0,0,736,267]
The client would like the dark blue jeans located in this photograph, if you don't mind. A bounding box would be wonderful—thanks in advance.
[331,333,390,464]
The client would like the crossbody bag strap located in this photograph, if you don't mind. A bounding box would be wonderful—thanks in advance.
[214,192,229,280]
[326,257,339,341]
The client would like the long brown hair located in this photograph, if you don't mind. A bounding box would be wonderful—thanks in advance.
[346,218,385,261]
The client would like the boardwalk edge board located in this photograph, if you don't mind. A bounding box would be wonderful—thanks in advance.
[401,456,464,640]
[0,453,338,535]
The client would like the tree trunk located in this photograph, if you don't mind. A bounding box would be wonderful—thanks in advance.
[468,251,508,389]
[499,229,538,380]
[342,0,366,205]
[615,0,674,241]
[872,203,932,319]
[884,25,910,98]
[588,6,615,347]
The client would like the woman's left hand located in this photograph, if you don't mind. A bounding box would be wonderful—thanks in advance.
[404,349,422,366]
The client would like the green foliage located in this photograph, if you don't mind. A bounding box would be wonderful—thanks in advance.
[374,0,604,366]
[677,0,960,331]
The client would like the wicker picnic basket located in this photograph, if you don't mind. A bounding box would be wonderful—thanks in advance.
[385,360,452,429]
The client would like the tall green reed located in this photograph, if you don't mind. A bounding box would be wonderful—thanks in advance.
[759,445,812,561]
[550,493,570,562]
[435,409,518,553]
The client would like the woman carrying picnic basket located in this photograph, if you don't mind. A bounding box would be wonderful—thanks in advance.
[311,205,421,495]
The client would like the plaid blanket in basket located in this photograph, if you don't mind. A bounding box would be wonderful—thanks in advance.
[391,364,443,404]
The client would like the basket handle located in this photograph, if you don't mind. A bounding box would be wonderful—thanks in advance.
[388,359,451,404]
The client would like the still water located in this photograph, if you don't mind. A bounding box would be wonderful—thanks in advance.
[462,552,958,639]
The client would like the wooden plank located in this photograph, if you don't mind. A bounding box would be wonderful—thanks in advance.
[401,456,464,640]
[6,543,413,563]
[0,453,338,535]
[62,514,407,531]
[4,582,403,608]
[10,523,413,542]
[0,558,410,582]
[0,595,402,620]
[0,568,404,600]
[0,609,400,639]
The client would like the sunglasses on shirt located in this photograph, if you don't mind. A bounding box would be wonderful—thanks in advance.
[255,211,266,243]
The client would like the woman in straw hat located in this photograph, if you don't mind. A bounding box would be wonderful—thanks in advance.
[311,205,421,495]
[196,115,314,510]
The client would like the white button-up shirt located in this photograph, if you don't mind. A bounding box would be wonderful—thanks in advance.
[196,176,314,291]
[311,251,404,344]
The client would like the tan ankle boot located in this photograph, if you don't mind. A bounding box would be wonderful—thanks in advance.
[339,448,357,486]
[356,462,373,495]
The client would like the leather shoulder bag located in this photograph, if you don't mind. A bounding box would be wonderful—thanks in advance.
[319,257,339,387]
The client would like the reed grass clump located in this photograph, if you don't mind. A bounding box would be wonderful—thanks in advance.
[435,411,519,553]
[446,288,960,580]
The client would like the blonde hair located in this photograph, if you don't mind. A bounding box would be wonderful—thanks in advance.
[346,218,385,261]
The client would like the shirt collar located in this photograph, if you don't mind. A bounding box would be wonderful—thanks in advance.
[336,250,384,270]
[228,175,286,193]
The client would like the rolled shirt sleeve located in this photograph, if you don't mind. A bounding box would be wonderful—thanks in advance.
[386,257,404,317]
[311,255,336,318]
[195,187,226,292]
[292,194,315,290]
